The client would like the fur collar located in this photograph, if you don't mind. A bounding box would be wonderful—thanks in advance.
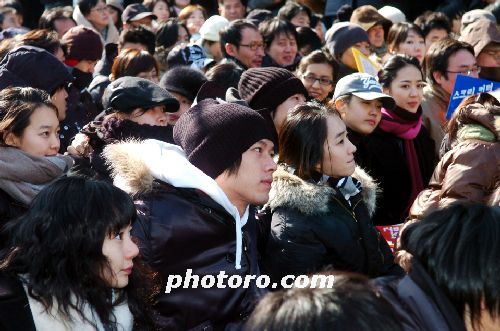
[267,165,378,217]
[102,140,156,196]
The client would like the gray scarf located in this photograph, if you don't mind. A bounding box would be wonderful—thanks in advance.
[0,147,74,205]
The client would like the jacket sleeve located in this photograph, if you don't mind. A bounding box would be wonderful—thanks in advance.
[439,143,499,205]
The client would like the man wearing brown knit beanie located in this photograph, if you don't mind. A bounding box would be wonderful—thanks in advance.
[239,66,307,148]
[104,99,277,330]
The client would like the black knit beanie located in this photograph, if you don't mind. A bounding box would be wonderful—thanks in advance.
[238,67,307,113]
[173,99,272,179]
[160,66,208,102]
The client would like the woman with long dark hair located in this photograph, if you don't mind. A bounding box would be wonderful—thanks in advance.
[357,55,435,226]
[261,102,402,285]
[0,176,157,330]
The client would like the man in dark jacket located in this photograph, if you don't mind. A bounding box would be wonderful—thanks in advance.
[103,99,277,330]
[220,19,265,70]
[375,203,500,331]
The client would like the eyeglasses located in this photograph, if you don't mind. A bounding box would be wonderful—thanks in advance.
[446,66,481,76]
[239,42,265,51]
[91,6,108,13]
[302,74,333,86]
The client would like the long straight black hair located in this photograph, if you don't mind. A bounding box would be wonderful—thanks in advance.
[0,176,157,330]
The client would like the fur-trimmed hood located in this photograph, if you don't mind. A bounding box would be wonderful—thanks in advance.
[103,139,250,270]
[267,165,378,217]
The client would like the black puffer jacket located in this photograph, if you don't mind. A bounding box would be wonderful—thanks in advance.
[104,140,265,331]
[261,165,403,284]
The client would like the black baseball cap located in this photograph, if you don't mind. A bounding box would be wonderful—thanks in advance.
[121,3,156,23]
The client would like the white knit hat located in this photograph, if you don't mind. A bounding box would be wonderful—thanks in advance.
[378,6,406,24]
[199,15,229,42]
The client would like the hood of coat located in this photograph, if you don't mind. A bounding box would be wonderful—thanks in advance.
[103,139,250,270]
[455,102,500,141]
[73,5,119,45]
[267,165,378,217]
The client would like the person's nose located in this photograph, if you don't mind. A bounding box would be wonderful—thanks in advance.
[124,237,139,259]
[50,134,60,152]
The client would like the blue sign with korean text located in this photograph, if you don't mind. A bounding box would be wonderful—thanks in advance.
[446,75,500,120]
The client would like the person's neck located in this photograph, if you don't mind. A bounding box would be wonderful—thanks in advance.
[215,177,248,217]
[93,22,107,33]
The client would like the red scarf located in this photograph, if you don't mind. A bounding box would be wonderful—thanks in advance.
[378,106,425,209]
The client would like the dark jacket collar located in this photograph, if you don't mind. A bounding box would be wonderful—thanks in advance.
[409,260,466,331]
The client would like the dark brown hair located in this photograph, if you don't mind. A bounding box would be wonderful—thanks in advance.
[386,22,424,53]
[424,38,474,85]
[279,101,338,180]
[110,48,159,80]
[296,49,338,83]
[0,87,58,144]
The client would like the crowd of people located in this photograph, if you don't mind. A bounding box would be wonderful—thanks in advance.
[0,0,498,330]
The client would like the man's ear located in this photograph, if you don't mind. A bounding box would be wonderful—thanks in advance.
[225,43,237,57]
[433,71,445,86]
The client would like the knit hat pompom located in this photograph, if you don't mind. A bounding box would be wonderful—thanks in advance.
[173,99,272,179]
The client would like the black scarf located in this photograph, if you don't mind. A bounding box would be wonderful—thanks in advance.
[100,117,175,144]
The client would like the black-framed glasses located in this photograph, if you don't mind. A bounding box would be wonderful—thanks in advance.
[238,42,265,51]
[302,74,333,86]
[446,67,481,76]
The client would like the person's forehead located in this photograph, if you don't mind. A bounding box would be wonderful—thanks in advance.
[448,49,476,67]
[274,32,295,41]
[368,24,383,31]
[241,27,261,40]
[222,0,244,5]
[406,30,422,38]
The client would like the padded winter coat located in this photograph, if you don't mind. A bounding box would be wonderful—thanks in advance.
[261,165,403,284]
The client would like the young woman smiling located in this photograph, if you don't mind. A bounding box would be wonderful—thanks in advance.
[386,23,426,65]
[358,55,436,226]
[296,50,337,104]
[0,87,73,230]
